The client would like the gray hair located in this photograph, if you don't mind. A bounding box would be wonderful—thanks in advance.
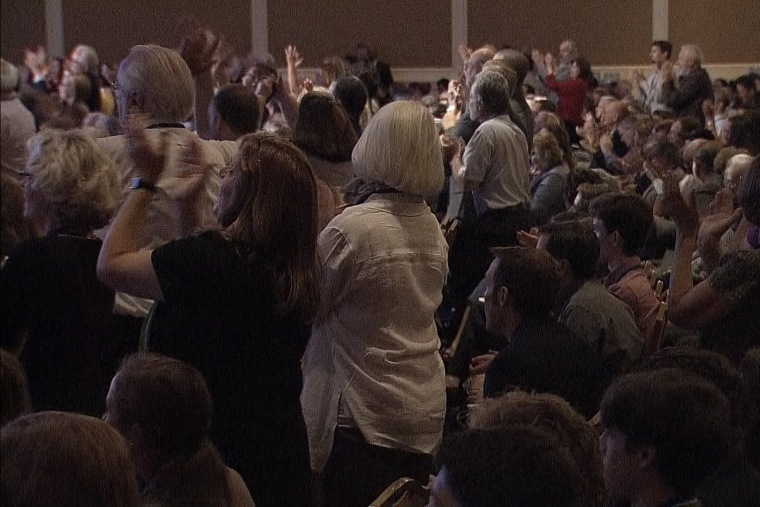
[494,49,529,86]
[681,44,704,67]
[352,101,444,196]
[72,45,100,75]
[117,45,194,124]
[473,71,512,116]
[25,129,122,230]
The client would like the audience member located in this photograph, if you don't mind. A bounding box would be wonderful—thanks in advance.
[600,369,732,507]
[1,59,36,175]
[546,56,593,143]
[590,193,661,353]
[1,411,140,507]
[661,44,713,124]
[469,391,608,507]
[634,40,673,114]
[481,247,600,418]
[1,129,122,416]
[301,101,447,507]
[104,353,254,506]
[530,130,570,223]
[430,426,584,507]
[98,129,319,506]
[537,220,643,381]
[208,83,261,141]
[664,155,760,364]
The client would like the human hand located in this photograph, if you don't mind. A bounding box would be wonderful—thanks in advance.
[458,45,472,63]
[632,69,646,83]
[699,188,742,240]
[663,171,699,236]
[24,46,48,78]
[167,137,212,202]
[302,78,314,93]
[126,114,170,185]
[469,351,498,376]
[255,75,275,101]
[440,134,459,164]
[517,229,539,248]
[531,49,544,67]
[285,44,303,68]
[599,133,613,153]
[177,17,219,75]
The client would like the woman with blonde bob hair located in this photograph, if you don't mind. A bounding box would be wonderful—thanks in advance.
[97,127,320,506]
[1,129,122,416]
[530,129,571,223]
[302,101,448,506]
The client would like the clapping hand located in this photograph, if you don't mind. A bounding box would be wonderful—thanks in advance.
[177,17,219,75]
[699,188,743,242]
[126,114,169,185]
[169,137,213,203]
[663,171,699,236]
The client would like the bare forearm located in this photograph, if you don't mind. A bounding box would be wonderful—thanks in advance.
[667,230,697,312]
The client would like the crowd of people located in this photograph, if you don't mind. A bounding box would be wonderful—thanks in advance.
[1,20,760,507]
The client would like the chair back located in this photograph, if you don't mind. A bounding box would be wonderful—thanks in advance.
[369,477,430,507]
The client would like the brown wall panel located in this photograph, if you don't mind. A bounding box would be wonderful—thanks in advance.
[670,0,760,63]
[268,0,451,67]
[1,0,46,65]
[468,0,651,65]
[61,0,251,65]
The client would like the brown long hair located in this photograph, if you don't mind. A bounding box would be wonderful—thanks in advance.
[222,132,321,322]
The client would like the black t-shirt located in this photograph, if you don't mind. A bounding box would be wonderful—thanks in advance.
[484,318,602,419]
[149,231,310,506]
[0,234,118,416]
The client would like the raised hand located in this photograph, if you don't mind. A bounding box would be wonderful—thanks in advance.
[458,45,472,63]
[663,170,699,236]
[167,137,212,202]
[285,45,303,68]
[177,17,219,75]
[126,114,170,185]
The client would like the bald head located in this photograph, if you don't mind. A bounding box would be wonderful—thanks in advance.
[494,49,529,87]
[465,47,496,87]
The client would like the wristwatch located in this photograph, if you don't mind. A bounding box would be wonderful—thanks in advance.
[129,177,158,193]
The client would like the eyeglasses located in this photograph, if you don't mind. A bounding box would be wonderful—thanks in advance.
[19,171,34,182]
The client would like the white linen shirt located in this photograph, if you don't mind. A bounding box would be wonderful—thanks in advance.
[301,193,447,472]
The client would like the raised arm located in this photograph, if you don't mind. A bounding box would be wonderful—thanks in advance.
[285,44,304,98]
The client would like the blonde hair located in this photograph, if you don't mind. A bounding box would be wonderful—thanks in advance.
[26,129,122,231]
[352,101,444,196]
[533,130,564,169]
[117,45,193,123]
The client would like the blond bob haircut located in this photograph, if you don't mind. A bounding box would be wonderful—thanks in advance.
[1,411,140,507]
[117,45,194,124]
[352,100,444,196]
[26,129,122,231]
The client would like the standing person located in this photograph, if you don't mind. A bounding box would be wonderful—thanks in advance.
[661,44,713,124]
[97,128,321,507]
[634,41,673,114]
[301,101,447,507]
[1,59,36,176]
[1,130,122,416]
[546,56,594,144]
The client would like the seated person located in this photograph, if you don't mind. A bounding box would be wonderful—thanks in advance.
[600,368,732,507]
[1,411,139,507]
[429,425,584,507]
[104,352,254,506]
[481,247,601,418]
[530,130,570,223]
[589,193,661,354]
[537,221,644,384]
[469,391,608,507]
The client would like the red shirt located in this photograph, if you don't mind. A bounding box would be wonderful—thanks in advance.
[547,74,588,126]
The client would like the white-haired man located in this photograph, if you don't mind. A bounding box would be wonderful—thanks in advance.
[97,44,237,320]
[661,44,712,124]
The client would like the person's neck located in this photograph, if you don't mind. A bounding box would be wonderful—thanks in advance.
[608,254,641,275]
[655,61,664,70]
[502,313,523,343]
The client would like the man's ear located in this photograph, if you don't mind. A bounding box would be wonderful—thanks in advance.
[557,258,573,279]
[497,286,510,308]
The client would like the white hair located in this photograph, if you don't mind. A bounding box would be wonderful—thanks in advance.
[72,45,100,75]
[117,45,194,124]
[726,153,754,176]
[352,101,444,197]
[681,44,704,66]
[26,129,122,230]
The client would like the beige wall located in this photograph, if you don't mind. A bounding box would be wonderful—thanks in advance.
[1,1,758,72]
[468,0,651,65]
[669,0,760,63]
[1,0,46,65]
[267,0,451,67]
